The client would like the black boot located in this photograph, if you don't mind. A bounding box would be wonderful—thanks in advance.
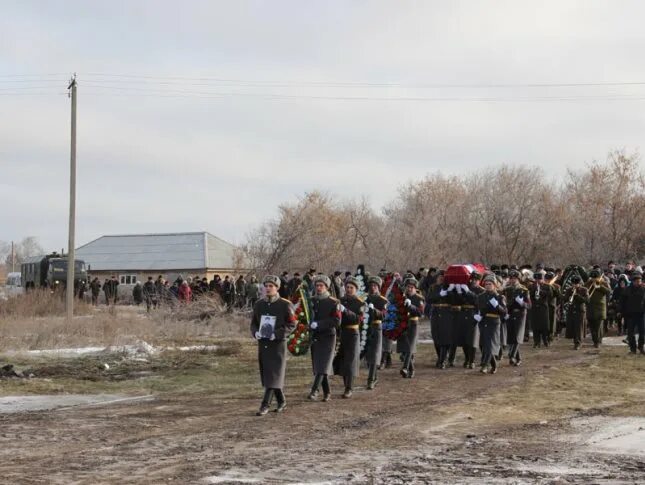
[308,374,323,400]
[274,389,286,413]
[257,389,273,416]
[367,365,378,390]
[321,375,331,401]
[342,376,353,398]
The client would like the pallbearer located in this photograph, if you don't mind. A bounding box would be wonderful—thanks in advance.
[365,276,388,389]
[308,275,341,402]
[502,270,531,366]
[461,272,484,369]
[428,273,452,369]
[338,276,365,397]
[250,275,297,416]
[474,274,507,374]
[400,277,425,378]
[564,275,589,350]
[586,268,612,348]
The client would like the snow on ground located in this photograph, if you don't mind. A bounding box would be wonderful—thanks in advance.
[2,342,219,358]
[0,394,154,413]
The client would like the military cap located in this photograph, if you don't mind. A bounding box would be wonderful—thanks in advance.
[403,277,419,288]
[570,275,582,284]
[345,276,360,288]
[367,276,383,288]
[508,269,520,278]
[490,264,500,271]
[618,273,630,282]
[534,272,544,280]
[313,274,332,288]
[632,271,643,280]
[545,272,555,280]
[510,264,519,270]
[501,264,509,271]
[262,275,281,288]
[501,269,509,277]
[470,271,482,280]
[589,268,601,278]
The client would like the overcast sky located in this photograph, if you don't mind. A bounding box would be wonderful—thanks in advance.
[2,1,645,251]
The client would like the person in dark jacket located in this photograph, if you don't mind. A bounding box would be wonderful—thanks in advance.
[399,277,425,378]
[287,272,302,299]
[89,277,101,306]
[365,276,388,389]
[222,276,235,310]
[585,268,612,347]
[143,276,157,312]
[235,275,247,308]
[474,274,507,374]
[528,273,553,348]
[622,272,645,354]
[250,275,297,416]
[337,276,365,397]
[104,276,119,305]
[461,272,484,369]
[278,272,290,299]
[132,281,143,306]
[308,275,341,402]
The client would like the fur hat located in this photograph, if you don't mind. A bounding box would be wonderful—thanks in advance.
[262,275,281,288]
[367,276,383,288]
[403,277,419,288]
[345,276,360,289]
[482,273,498,286]
[313,274,332,288]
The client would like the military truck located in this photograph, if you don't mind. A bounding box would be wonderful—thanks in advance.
[21,253,88,291]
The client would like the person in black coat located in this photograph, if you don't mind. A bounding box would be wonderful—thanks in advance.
[474,274,507,374]
[622,272,645,354]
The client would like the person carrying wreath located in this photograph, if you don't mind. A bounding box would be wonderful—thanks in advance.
[307,275,341,402]
[364,276,389,390]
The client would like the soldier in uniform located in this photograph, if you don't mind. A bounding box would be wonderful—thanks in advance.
[449,278,472,367]
[143,276,157,312]
[308,275,341,401]
[564,275,589,350]
[502,270,531,366]
[622,272,645,354]
[428,273,452,369]
[399,277,425,378]
[461,272,483,369]
[544,272,561,341]
[250,275,297,416]
[337,276,365,398]
[474,274,507,374]
[528,273,553,348]
[586,268,612,348]
[365,276,388,390]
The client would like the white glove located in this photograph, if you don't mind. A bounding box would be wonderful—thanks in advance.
[489,298,499,308]
[456,285,462,294]
[504,314,510,321]
[404,299,411,307]
[515,295,524,306]
[461,284,470,293]
[310,321,318,330]
[447,284,455,291]
[473,314,482,323]
[439,290,448,297]
[368,303,375,310]
[254,331,262,340]
[339,304,346,313]
[269,334,275,341]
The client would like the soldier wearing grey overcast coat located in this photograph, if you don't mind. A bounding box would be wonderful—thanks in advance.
[250,275,297,416]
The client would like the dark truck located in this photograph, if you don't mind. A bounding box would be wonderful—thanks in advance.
[21,253,88,291]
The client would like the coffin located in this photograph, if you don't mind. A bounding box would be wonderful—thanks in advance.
[444,264,487,285]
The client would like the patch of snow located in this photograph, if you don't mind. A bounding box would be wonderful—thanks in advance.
[1,342,218,359]
[567,416,645,457]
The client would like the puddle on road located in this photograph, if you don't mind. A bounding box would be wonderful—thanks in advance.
[568,416,645,457]
[0,394,153,413]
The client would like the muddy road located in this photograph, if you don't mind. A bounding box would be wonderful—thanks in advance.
[0,338,643,484]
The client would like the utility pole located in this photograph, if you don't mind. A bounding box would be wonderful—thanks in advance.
[66,74,77,324]
[11,241,15,273]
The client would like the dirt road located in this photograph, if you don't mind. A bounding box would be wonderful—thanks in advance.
[0,339,643,484]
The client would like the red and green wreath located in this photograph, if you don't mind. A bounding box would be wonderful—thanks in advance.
[382,275,409,341]
[287,286,312,356]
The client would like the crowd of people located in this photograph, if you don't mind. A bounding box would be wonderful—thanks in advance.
[249,261,645,416]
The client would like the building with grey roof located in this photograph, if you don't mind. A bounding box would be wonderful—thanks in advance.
[76,232,243,286]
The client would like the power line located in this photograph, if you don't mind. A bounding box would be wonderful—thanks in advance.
[83,72,645,89]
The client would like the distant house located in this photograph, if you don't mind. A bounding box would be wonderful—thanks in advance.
[75,232,242,286]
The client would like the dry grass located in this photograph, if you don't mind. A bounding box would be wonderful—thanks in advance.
[0,290,93,318]
[0,297,251,351]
